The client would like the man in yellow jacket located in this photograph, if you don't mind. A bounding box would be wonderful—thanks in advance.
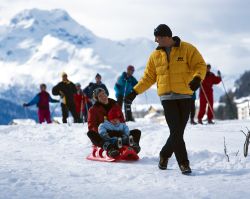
[126,24,206,174]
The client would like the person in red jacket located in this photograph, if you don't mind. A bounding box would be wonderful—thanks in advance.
[74,83,91,122]
[87,88,141,158]
[23,84,59,123]
[198,64,221,124]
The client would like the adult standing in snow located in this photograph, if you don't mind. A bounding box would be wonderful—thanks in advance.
[114,65,138,121]
[125,24,206,174]
[198,64,222,124]
[83,73,109,102]
[87,88,141,158]
[52,72,80,123]
[23,83,59,123]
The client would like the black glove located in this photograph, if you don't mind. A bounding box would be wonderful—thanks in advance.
[189,76,201,91]
[217,70,221,77]
[125,90,137,104]
[23,103,28,107]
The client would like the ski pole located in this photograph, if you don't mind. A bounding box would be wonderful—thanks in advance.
[200,83,215,119]
[123,79,128,117]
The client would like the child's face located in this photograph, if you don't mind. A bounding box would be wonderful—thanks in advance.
[110,118,120,125]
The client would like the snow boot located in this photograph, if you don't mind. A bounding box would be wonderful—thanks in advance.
[207,120,215,124]
[132,143,141,154]
[107,147,120,158]
[190,119,197,125]
[158,154,168,170]
[103,142,120,158]
[179,162,192,174]
[198,119,203,125]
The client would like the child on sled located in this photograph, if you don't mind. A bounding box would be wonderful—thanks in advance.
[98,106,140,157]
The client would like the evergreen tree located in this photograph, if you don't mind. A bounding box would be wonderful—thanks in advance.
[216,90,237,119]
[234,70,250,98]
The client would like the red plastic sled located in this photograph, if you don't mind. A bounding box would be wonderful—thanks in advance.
[86,145,139,162]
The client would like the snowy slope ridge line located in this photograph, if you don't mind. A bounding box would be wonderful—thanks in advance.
[1,119,250,199]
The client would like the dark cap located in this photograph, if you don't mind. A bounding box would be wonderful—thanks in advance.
[154,24,172,37]
[95,73,101,78]
[127,65,135,71]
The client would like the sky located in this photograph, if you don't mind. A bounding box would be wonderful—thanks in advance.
[0,0,250,76]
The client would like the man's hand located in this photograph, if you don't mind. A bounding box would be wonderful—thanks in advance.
[189,76,201,91]
[125,90,137,104]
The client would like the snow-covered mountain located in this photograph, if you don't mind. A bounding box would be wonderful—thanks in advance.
[0,8,155,91]
[0,8,159,123]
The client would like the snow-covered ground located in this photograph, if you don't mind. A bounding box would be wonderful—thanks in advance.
[0,119,250,199]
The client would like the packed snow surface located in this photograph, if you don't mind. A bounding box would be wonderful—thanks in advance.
[1,119,250,199]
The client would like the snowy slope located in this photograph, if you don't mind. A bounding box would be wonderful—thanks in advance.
[1,119,250,199]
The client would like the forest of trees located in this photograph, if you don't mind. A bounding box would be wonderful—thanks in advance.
[215,70,250,120]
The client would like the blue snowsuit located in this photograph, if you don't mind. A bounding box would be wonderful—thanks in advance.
[98,120,130,145]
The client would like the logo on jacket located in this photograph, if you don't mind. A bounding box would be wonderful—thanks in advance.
[177,57,184,61]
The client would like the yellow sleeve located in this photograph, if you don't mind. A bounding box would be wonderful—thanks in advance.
[188,46,207,80]
[134,54,157,94]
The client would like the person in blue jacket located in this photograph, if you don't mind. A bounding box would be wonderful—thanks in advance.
[83,73,109,102]
[114,65,138,121]
[23,84,59,123]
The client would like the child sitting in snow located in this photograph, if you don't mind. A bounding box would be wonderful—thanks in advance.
[98,106,135,149]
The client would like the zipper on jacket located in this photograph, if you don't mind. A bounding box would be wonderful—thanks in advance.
[164,48,172,92]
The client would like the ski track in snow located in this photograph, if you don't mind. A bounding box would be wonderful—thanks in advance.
[0,120,250,199]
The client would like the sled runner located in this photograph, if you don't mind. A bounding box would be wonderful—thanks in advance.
[87,145,139,162]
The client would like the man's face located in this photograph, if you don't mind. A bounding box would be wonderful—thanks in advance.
[40,85,46,91]
[97,91,108,104]
[95,76,101,83]
[155,36,172,47]
[62,75,68,81]
[207,67,211,72]
[127,69,134,76]
[76,85,81,91]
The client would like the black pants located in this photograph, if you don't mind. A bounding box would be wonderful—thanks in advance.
[61,103,80,123]
[117,96,134,122]
[160,99,191,165]
[87,129,141,149]
[190,99,196,120]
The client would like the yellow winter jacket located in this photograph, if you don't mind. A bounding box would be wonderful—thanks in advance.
[134,37,206,96]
